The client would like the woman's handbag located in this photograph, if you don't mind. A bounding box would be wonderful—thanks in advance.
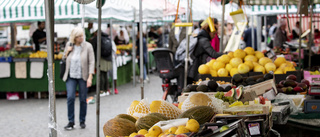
[60,43,73,79]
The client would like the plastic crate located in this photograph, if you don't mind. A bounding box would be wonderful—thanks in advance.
[0,57,12,62]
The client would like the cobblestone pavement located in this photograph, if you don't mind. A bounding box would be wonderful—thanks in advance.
[0,74,164,137]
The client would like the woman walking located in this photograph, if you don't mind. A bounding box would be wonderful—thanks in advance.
[62,27,95,130]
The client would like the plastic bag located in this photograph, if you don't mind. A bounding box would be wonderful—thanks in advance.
[273,93,305,114]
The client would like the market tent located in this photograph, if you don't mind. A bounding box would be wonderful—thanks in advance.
[0,0,83,23]
[246,4,320,15]
[277,13,320,32]
[231,0,320,5]
[0,0,164,23]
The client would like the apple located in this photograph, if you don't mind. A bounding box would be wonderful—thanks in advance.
[175,134,188,137]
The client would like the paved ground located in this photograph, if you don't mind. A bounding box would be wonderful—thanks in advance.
[0,74,164,137]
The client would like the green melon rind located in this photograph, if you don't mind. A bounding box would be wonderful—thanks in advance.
[103,118,137,137]
[178,106,215,125]
[235,86,243,100]
[135,115,163,130]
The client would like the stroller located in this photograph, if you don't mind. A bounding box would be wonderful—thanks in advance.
[152,48,184,103]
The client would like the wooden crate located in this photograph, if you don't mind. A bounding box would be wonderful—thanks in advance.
[240,79,277,102]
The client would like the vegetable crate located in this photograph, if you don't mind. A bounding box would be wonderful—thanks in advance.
[0,57,12,62]
[210,114,272,137]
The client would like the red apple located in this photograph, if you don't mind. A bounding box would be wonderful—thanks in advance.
[301,79,310,88]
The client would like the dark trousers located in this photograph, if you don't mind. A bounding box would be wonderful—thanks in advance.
[100,71,109,91]
[66,77,88,123]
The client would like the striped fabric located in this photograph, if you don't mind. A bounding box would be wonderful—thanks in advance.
[0,0,82,23]
[249,4,320,15]
[233,0,320,5]
[277,13,320,33]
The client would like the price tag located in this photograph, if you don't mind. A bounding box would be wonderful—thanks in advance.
[248,123,260,135]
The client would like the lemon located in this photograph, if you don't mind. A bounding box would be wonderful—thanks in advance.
[229,101,244,107]
[274,69,283,74]
[212,61,225,70]
[168,127,177,134]
[217,55,231,64]
[258,57,272,66]
[252,61,260,67]
[186,119,200,132]
[144,133,155,137]
[218,68,229,77]
[138,129,148,135]
[206,59,216,67]
[148,126,162,136]
[237,64,250,74]
[230,68,239,77]
[175,126,190,134]
[254,65,266,74]
[264,62,276,73]
[210,69,218,77]
[255,51,265,59]
[274,57,287,68]
[225,63,233,72]
[244,55,258,62]
[129,132,138,137]
[229,57,243,68]
[244,47,255,55]
[198,64,210,74]
[234,49,247,59]
[284,66,296,74]
[244,61,254,70]
[158,133,164,137]
[227,52,234,58]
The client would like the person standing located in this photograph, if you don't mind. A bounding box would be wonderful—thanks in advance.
[168,17,186,54]
[188,18,224,81]
[273,21,288,48]
[85,22,93,42]
[62,27,95,130]
[32,21,46,51]
[292,21,301,39]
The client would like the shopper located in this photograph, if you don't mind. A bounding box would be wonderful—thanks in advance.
[210,18,220,52]
[168,17,186,54]
[85,22,93,41]
[273,21,288,48]
[62,27,95,130]
[188,18,224,81]
[32,21,46,51]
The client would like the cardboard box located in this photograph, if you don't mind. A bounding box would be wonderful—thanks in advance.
[240,79,276,102]
[272,105,291,124]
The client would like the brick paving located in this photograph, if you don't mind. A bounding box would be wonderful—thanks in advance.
[0,74,164,137]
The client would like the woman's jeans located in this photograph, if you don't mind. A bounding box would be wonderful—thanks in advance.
[66,77,88,123]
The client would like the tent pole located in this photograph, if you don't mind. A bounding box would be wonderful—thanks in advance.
[10,23,15,48]
[309,3,314,69]
[256,16,262,51]
[264,16,267,51]
[82,4,85,28]
[96,0,102,136]
[220,0,226,52]
[184,0,190,88]
[44,0,56,136]
[298,12,302,70]
[132,8,136,86]
[163,21,165,47]
[139,0,144,100]
[251,15,255,49]
[110,19,115,94]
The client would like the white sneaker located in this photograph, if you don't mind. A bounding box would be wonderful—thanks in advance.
[106,91,110,95]
[100,92,107,97]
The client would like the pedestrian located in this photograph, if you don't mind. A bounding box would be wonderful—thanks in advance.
[292,21,301,39]
[168,17,186,54]
[273,21,288,48]
[210,18,220,52]
[62,27,95,130]
[188,17,224,81]
[85,22,93,42]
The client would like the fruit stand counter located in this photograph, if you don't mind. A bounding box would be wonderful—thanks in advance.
[0,60,96,92]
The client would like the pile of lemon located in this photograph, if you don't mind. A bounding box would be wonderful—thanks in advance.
[129,119,200,137]
[29,51,47,58]
[309,70,320,75]
[198,47,296,77]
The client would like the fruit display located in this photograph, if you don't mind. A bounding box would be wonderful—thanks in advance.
[198,47,296,77]
[276,75,310,94]
[0,48,18,57]
[54,53,63,60]
[183,79,232,93]
[232,73,273,87]
[178,106,215,125]
[214,92,235,104]
[14,53,30,58]
[29,51,47,58]
[116,43,133,50]
[136,113,168,130]
[150,100,182,119]
[308,70,320,75]
[180,92,225,112]
[103,117,137,137]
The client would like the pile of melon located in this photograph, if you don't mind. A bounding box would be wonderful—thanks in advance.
[198,47,296,77]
